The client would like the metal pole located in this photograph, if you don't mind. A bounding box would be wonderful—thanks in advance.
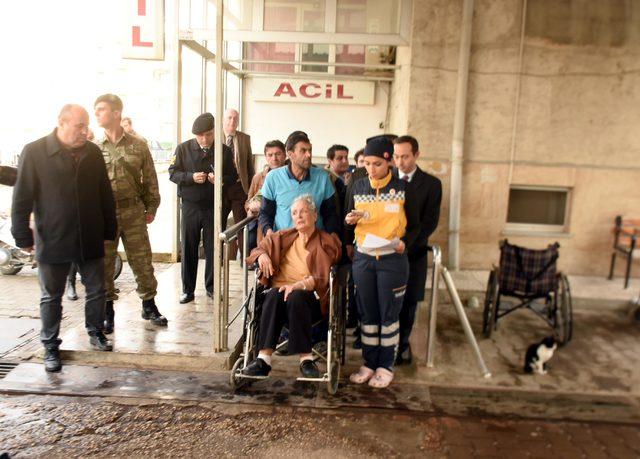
[213,0,224,352]
[448,0,474,270]
[441,267,491,378]
[242,224,249,300]
[172,3,182,263]
[426,246,441,367]
[222,241,231,350]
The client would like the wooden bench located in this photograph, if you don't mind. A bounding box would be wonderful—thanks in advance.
[608,216,640,288]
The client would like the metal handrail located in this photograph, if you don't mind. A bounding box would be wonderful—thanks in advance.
[219,215,257,242]
[217,214,257,350]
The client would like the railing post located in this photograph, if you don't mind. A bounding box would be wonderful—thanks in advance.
[222,240,231,350]
[427,246,441,367]
[242,224,249,300]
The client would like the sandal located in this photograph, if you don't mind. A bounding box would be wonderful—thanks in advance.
[349,366,375,384]
[368,367,394,388]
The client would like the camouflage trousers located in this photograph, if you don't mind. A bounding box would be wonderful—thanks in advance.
[104,200,157,301]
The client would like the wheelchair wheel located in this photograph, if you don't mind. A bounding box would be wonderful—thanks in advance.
[482,268,499,338]
[556,274,573,345]
[114,254,123,280]
[229,357,249,391]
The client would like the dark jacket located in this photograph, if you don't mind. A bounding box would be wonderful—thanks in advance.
[168,139,233,208]
[400,167,442,261]
[246,227,342,314]
[11,130,117,263]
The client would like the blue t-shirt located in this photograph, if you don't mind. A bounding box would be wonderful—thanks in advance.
[261,166,335,231]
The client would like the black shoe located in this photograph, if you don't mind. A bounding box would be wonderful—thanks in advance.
[44,346,62,372]
[395,345,412,365]
[206,290,213,299]
[180,293,195,304]
[142,299,168,326]
[241,358,271,377]
[89,332,113,351]
[103,300,114,335]
[66,281,78,301]
[299,360,320,378]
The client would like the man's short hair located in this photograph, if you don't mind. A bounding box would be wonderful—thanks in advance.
[122,117,132,124]
[94,94,123,112]
[326,144,349,161]
[285,132,310,152]
[354,148,365,164]
[394,135,419,154]
[264,140,285,153]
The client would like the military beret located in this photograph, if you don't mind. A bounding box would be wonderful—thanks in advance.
[364,136,394,161]
[192,113,215,135]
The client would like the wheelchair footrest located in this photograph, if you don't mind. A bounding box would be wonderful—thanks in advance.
[234,373,269,381]
[296,374,329,383]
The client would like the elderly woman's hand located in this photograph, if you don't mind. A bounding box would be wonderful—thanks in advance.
[278,284,296,301]
[258,253,274,277]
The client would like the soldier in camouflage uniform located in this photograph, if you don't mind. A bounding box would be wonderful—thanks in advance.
[94,94,167,333]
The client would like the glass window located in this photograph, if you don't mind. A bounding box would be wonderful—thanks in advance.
[264,0,325,32]
[335,44,365,75]
[246,42,295,73]
[506,187,570,231]
[301,44,329,73]
[337,0,400,34]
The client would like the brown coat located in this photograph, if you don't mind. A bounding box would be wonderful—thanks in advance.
[230,130,254,194]
[246,227,342,314]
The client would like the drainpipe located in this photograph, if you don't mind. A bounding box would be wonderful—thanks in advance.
[448,0,474,270]
[213,0,224,351]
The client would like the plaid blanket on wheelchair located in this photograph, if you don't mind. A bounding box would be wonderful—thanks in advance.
[498,240,560,296]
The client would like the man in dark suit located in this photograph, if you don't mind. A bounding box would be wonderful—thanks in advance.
[169,113,234,304]
[12,104,118,372]
[393,135,442,365]
[222,108,255,254]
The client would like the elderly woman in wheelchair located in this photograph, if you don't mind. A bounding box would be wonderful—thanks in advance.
[241,194,342,379]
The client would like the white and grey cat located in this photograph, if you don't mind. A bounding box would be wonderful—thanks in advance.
[524,336,557,375]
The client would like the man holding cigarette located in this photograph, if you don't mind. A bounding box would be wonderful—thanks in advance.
[169,113,234,303]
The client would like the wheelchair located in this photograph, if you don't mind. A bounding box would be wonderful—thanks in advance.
[482,240,573,345]
[229,265,348,394]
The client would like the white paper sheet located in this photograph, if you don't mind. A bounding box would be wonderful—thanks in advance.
[361,233,400,251]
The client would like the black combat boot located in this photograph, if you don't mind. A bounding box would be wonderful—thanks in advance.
[104,300,114,334]
[66,278,78,301]
[142,299,168,326]
[44,345,62,372]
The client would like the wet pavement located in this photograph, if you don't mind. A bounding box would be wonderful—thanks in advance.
[1,393,639,458]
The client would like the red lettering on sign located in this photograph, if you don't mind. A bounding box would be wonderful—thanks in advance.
[274,83,296,97]
[138,0,147,15]
[337,84,353,99]
[300,83,321,98]
[132,26,153,47]
[325,84,332,98]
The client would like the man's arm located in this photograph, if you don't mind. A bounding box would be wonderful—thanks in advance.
[168,144,195,186]
[319,173,339,236]
[423,177,443,238]
[140,144,161,216]
[403,177,442,250]
[11,147,37,249]
[258,173,276,235]
[99,155,117,241]
[244,133,255,185]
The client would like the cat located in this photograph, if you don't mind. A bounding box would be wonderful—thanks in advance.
[524,336,557,375]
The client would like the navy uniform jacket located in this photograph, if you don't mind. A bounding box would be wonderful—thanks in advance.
[168,138,234,209]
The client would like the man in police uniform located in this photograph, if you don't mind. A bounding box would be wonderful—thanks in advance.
[94,94,167,332]
[169,113,234,303]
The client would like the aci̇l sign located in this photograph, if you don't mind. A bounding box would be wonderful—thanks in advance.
[123,0,164,60]
[253,78,375,105]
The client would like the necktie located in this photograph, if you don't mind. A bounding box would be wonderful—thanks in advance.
[402,175,410,182]
[226,135,238,169]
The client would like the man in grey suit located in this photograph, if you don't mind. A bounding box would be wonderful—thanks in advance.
[222,109,255,252]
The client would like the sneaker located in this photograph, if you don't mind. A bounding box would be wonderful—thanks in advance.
[89,332,113,352]
[44,346,62,372]
[299,360,320,378]
[241,358,272,377]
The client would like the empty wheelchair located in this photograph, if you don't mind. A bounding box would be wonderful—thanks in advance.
[229,265,348,394]
[482,240,573,345]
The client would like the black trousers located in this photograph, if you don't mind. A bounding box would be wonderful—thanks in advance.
[38,257,105,347]
[222,181,248,255]
[181,203,214,295]
[399,254,429,352]
[258,288,322,355]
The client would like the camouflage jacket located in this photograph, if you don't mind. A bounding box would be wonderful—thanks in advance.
[98,132,160,215]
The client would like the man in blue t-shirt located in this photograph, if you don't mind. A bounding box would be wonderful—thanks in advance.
[259,132,339,237]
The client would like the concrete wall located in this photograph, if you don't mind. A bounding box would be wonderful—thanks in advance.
[390,0,640,276]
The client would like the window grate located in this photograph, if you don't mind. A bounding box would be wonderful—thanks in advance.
[0,361,19,379]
